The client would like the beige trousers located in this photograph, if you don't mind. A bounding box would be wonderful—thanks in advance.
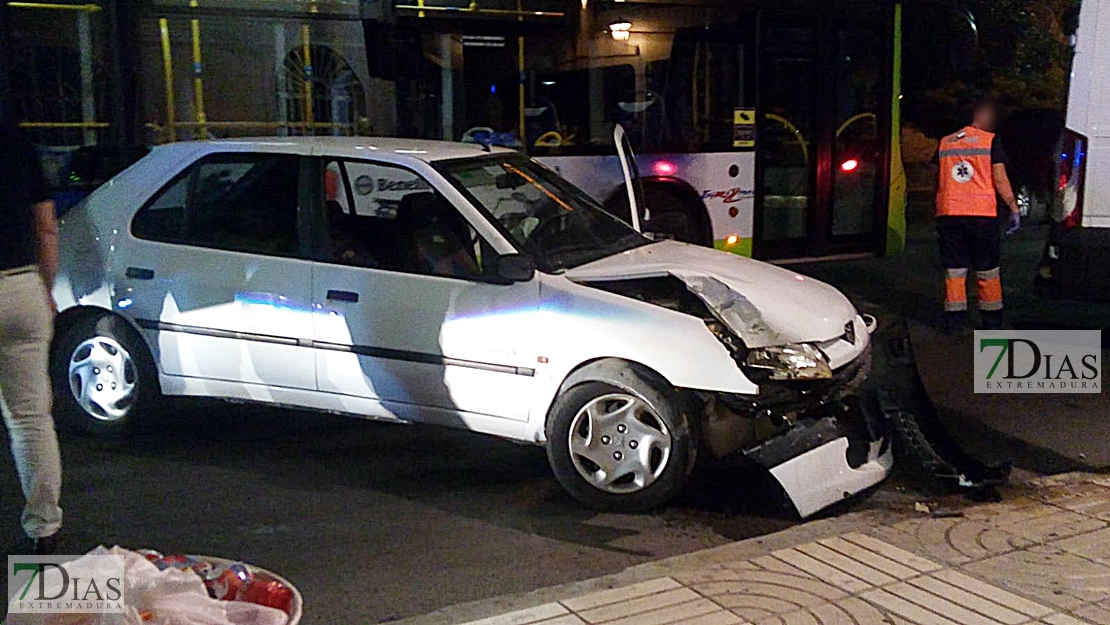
[0,267,63,538]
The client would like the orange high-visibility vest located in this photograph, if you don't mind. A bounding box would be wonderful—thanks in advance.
[936,126,998,218]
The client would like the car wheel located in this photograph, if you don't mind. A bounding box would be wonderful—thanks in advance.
[546,374,696,512]
[52,313,159,435]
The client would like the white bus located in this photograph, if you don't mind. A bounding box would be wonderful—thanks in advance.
[1038,0,1110,301]
[372,0,907,262]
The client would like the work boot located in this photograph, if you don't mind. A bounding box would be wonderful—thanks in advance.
[943,311,967,335]
[981,310,1005,330]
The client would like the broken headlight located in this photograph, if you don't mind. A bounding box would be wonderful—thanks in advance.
[744,344,832,381]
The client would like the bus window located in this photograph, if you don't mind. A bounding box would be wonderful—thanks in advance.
[761,26,815,242]
[832,28,884,237]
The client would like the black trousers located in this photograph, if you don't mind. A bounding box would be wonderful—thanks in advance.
[936,216,1001,271]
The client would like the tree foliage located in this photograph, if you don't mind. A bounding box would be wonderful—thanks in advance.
[903,0,1080,135]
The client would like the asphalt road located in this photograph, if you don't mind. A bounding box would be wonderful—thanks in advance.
[0,400,892,624]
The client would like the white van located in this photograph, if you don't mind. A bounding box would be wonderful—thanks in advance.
[1037,0,1110,301]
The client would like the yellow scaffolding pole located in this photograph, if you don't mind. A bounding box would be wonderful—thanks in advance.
[189,0,207,138]
[301,0,317,134]
[7,2,101,11]
[159,17,177,142]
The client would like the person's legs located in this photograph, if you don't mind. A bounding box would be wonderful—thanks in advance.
[0,271,63,540]
[937,217,970,333]
[971,217,1004,329]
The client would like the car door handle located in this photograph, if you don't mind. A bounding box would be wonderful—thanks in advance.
[125,267,155,280]
[326,290,359,303]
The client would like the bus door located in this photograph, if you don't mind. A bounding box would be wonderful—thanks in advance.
[756,11,891,260]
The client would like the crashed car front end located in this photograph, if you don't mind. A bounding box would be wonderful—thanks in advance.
[566,249,892,518]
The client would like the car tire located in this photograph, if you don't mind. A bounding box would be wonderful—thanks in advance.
[546,369,696,512]
[51,313,160,436]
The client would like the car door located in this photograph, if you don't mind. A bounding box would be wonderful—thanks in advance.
[124,150,317,393]
[614,124,647,231]
[309,157,540,423]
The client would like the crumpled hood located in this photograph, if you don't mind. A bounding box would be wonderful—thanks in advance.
[563,240,858,348]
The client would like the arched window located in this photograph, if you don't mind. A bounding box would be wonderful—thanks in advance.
[281,44,366,135]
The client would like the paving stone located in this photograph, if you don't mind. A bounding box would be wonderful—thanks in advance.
[671,611,749,625]
[885,581,1011,625]
[692,580,836,609]
[770,548,873,594]
[961,500,1059,526]
[689,571,847,603]
[839,533,944,573]
[816,537,921,580]
[794,542,899,587]
[577,588,702,624]
[719,594,809,622]
[996,511,1107,544]
[959,546,1110,612]
[930,569,1055,619]
[834,597,893,625]
[460,603,569,625]
[1042,614,1096,625]
[1038,483,1110,512]
[1071,603,1110,625]
[905,576,1029,624]
[750,555,820,579]
[861,589,963,625]
[598,598,722,625]
[561,578,683,612]
[875,520,973,565]
[1053,528,1110,565]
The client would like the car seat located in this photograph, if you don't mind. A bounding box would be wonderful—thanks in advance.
[396,192,480,278]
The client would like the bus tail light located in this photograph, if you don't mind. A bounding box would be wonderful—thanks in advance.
[840,158,859,173]
[1057,129,1088,231]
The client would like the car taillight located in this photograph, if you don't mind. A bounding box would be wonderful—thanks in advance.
[1057,129,1088,231]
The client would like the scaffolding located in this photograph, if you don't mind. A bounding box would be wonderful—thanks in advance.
[9,1,106,146]
[150,0,368,144]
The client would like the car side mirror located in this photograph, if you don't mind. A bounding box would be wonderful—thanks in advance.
[496,253,536,283]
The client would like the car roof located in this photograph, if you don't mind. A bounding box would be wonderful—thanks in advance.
[151,136,516,164]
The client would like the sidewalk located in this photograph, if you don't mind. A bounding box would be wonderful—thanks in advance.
[400,473,1110,625]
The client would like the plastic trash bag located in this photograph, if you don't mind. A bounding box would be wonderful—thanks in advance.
[8,547,288,625]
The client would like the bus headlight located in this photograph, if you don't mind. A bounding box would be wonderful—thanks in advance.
[744,343,832,381]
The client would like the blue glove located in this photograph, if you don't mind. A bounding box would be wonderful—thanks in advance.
[1006,210,1021,235]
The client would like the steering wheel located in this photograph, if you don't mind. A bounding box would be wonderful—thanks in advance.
[461,127,496,143]
[535,131,564,147]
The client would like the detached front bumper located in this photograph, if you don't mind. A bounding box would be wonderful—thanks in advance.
[745,411,892,518]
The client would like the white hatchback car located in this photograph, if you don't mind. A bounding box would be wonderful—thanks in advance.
[52,134,891,515]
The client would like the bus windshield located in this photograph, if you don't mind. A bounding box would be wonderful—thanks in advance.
[437,155,651,272]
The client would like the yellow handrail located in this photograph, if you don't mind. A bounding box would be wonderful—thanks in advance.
[837,112,877,138]
[19,122,108,128]
[7,2,101,11]
[765,113,809,165]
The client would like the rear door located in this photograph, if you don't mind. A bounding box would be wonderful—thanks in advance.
[124,150,317,392]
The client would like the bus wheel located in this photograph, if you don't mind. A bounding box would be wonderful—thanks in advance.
[643,186,711,246]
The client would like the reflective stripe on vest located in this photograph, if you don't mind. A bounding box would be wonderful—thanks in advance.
[936,127,998,218]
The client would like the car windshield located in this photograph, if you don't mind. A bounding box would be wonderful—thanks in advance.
[436,155,651,272]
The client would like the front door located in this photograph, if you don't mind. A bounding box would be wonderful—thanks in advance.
[309,157,540,423]
[124,151,316,392]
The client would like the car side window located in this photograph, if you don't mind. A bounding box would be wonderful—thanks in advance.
[132,153,301,258]
[321,159,499,281]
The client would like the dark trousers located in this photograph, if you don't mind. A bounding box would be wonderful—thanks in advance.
[936,216,1004,319]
